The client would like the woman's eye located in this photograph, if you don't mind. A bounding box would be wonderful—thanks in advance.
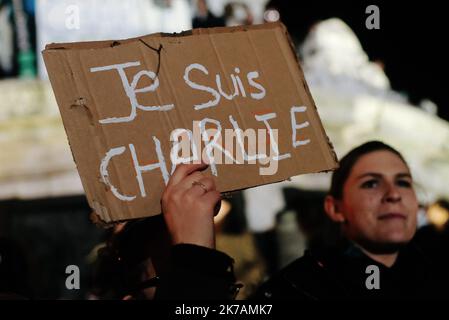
[361,179,378,188]
[397,179,412,188]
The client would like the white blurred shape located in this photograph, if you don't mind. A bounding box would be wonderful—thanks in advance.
[264,9,280,22]
[36,0,192,79]
[419,99,438,115]
[244,183,284,232]
[300,18,399,100]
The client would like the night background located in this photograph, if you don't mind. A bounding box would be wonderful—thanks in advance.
[268,1,447,121]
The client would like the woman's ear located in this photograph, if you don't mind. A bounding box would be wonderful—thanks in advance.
[324,195,346,223]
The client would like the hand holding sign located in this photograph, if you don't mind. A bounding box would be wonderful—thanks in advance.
[161,163,221,249]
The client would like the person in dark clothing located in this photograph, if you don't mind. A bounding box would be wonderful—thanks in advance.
[155,141,449,300]
[251,240,445,300]
[412,199,449,276]
[90,215,171,300]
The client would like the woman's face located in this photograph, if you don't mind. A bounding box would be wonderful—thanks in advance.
[339,150,418,251]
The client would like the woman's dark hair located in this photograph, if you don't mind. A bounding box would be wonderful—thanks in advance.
[329,141,408,199]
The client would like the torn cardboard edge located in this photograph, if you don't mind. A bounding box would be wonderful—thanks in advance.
[43,22,339,226]
[44,22,285,51]
[281,27,339,168]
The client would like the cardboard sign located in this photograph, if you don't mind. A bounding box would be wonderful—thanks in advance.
[43,22,338,223]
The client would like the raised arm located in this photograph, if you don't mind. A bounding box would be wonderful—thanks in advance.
[156,164,240,300]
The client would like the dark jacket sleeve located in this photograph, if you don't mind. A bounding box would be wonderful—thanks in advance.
[155,244,240,300]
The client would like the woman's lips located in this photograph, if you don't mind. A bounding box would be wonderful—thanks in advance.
[378,213,406,220]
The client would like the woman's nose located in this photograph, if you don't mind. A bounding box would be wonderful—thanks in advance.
[383,182,401,202]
